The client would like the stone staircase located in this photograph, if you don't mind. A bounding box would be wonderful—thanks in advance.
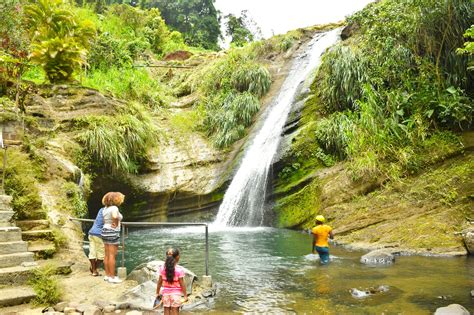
[0,194,37,307]
[17,220,56,259]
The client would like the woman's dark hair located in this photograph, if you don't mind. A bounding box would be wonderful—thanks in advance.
[165,248,180,283]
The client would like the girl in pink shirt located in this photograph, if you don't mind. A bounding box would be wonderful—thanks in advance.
[156,248,188,314]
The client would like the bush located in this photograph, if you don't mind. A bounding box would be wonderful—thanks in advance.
[2,148,44,220]
[206,92,260,148]
[63,182,87,218]
[24,0,96,83]
[29,265,62,306]
[74,109,158,175]
[190,48,271,148]
[231,63,271,97]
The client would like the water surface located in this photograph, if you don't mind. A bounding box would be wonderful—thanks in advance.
[123,227,473,314]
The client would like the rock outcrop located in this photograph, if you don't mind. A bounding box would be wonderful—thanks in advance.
[462,227,474,254]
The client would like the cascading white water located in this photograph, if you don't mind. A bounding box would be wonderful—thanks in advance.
[213,29,341,227]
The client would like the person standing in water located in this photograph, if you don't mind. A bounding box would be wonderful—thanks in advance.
[311,215,334,264]
[156,248,188,314]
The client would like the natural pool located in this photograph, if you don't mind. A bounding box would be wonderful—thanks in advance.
[121,226,473,314]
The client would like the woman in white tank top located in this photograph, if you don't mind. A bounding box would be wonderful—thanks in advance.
[100,192,125,283]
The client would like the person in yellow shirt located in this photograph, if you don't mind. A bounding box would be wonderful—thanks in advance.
[311,215,334,264]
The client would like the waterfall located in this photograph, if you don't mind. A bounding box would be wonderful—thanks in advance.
[213,29,341,227]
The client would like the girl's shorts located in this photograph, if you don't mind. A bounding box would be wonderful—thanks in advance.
[162,294,182,308]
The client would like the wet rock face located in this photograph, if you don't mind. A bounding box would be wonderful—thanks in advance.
[360,249,396,265]
[434,304,470,315]
[462,227,474,254]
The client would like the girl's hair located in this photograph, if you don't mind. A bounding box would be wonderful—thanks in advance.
[165,248,180,283]
[102,192,125,207]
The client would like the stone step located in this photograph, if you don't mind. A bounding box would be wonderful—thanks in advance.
[21,229,54,242]
[0,227,22,242]
[0,211,14,221]
[0,265,37,285]
[0,252,35,268]
[0,286,36,307]
[0,203,12,211]
[0,195,12,206]
[16,220,50,231]
[0,241,28,255]
[0,222,12,227]
[28,240,56,259]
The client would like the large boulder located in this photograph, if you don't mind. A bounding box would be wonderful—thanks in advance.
[434,304,470,315]
[462,227,474,254]
[360,249,396,265]
[126,260,196,294]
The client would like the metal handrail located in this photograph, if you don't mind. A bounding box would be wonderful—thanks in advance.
[0,127,6,194]
[69,218,209,276]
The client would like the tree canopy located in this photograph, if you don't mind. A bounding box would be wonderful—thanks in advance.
[142,0,221,50]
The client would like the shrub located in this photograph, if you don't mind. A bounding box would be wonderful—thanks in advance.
[74,110,158,175]
[2,148,44,220]
[231,63,271,97]
[206,92,260,148]
[24,0,96,83]
[29,265,62,306]
[190,48,271,148]
[63,182,87,218]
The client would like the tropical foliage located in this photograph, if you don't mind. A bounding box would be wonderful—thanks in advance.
[24,0,96,83]
[311,0,473,179]
[142,0,221,50]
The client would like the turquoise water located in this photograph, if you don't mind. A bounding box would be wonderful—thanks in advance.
[121,226,473,314]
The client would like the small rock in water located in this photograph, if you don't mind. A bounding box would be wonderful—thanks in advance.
[470,289,474,298]
[434,304,470,315]
[360,249,395,265]
[437,295,452,300]
[350,288,371,298]
[350,285,389,299]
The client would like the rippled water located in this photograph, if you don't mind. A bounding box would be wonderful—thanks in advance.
[121,227,473,314]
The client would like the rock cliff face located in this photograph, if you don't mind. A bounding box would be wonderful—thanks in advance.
[272,82,474,255]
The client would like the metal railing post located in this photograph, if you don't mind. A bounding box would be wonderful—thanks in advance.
[1,147,6,194]
[205,224,209,276]
[121,223,125,268]
[0,127,6,194]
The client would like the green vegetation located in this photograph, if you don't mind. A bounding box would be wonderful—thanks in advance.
[224,11,256,47]
[312,0,472,180]
[2,148,45,220]
[24,0,95,83]
[29,265,62,306]
[74,105,158,175]
[142,0,221,50]
[275,0,472,229]
[62,182,88,218]
[189,49,271,148]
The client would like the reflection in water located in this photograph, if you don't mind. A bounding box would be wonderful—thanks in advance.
[122,227,474,314]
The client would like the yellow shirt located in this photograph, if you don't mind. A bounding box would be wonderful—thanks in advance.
[312,225,332,247]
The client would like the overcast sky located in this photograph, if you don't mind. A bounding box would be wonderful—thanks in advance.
[214,0,375,38]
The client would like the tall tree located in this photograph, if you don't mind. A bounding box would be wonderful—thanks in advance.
[147,0,221,50]
[225,10,256,47]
